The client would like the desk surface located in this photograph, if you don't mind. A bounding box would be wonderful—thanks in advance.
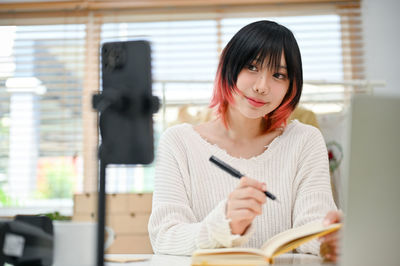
[105,253,327,266]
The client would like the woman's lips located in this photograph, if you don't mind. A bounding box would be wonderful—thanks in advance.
[245,96,267,107]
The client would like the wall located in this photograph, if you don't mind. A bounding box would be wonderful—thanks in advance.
[361,0,400,96]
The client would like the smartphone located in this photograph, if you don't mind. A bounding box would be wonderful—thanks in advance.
[99,40,155,165]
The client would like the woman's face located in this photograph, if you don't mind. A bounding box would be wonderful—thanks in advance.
[232,53,290,120]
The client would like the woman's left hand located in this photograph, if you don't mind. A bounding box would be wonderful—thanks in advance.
[319,210,343,262]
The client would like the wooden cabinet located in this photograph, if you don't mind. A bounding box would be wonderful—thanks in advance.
[107,234,152,254]
[73,193,153,254]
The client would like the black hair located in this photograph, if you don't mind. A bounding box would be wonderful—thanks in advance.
[218,20,303,110]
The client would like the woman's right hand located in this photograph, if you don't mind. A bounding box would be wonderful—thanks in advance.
[226,176,267,235]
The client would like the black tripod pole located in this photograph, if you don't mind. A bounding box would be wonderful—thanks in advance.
[93,40,158,266]
[96,157,107,266]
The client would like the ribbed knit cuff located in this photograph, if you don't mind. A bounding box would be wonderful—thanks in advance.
[200,199,254,248]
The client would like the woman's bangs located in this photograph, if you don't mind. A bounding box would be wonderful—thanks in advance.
[247,36,285,73]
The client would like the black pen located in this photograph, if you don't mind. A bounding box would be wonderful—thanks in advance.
[209,155,277,201]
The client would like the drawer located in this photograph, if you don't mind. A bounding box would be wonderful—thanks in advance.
[128,193,152,213]
[73,193,97,214]
[74,193,153,215]
[106,234,153,254]
[106,214,150,234]
[106,193,129,214]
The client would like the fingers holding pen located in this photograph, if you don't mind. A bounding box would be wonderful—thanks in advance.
[228,198,263,214]
[238,177,267,201]
[239,176,266,190]
[226,176,268,235]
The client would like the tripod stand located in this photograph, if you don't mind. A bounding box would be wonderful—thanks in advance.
[92,40,159,266]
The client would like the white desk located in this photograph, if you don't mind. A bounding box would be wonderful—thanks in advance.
[105,253,326,266]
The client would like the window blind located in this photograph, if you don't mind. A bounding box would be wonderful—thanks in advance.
[0,21,87,212]
[0,0,363,213]
[98,1,363,193]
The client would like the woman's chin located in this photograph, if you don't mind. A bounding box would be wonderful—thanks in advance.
[230,104,266,120]
[240,110,265,120]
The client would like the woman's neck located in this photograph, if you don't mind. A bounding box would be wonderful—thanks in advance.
[222,106,266,142]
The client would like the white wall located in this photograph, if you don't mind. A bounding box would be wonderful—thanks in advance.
[362,0,400,96]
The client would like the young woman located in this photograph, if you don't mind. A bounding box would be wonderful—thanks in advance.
[148,20,341,262]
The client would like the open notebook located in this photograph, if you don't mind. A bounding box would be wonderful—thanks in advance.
[191,220,341,266]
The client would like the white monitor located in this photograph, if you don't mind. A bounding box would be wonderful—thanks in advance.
[341,95,400,266]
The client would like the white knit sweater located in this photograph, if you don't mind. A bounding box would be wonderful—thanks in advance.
[148,120,337,256]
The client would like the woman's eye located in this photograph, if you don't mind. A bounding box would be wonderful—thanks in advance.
[247,64,258,71]
[273,73,287,80]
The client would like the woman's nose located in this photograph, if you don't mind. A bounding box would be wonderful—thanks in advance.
[253,74,270,95]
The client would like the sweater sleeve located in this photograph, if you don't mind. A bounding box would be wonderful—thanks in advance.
[148,128,253,255]
[291,127,337,255]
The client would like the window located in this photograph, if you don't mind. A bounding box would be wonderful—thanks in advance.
[0,24,86,214]
[0,1,363,215]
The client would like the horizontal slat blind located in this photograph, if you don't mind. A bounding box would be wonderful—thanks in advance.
[102,20,219,81]
[0,1,363,210]
[97,2,363,193]
[96,1,363,101]
[0,22,86,205]
[336,2,364,80]
[12,24,86,156]
[220,15,344,81]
